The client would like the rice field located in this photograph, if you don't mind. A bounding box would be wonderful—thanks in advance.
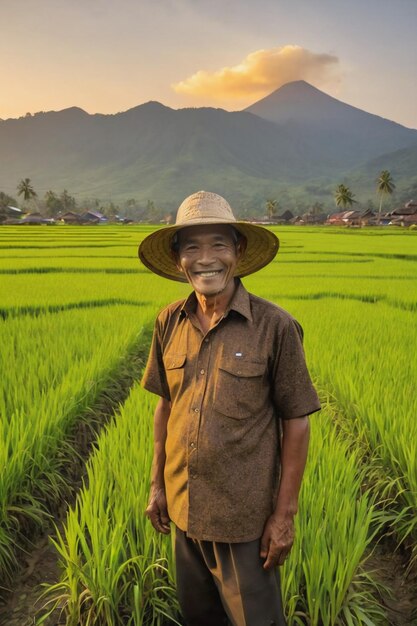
[0,224,415,625]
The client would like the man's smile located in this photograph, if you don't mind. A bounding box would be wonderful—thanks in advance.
[193,270,223,278]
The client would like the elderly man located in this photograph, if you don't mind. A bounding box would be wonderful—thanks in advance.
[139,191,321,626]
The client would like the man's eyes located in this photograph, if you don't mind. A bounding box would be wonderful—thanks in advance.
[183,242,228,252]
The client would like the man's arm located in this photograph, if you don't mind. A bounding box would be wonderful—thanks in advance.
[260,415,310,570]
[145,396,171,534]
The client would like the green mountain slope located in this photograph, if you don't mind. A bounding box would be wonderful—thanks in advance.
[346,142,417,205]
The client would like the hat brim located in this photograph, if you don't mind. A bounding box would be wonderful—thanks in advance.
[138,221,279,282]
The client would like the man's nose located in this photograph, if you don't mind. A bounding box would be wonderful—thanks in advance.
[197,245,216,264]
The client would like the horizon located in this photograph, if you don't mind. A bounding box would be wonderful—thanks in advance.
[2,80,416,131]
[1,0,416,128]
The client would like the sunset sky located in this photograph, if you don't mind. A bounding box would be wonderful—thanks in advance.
[2,0,417,128]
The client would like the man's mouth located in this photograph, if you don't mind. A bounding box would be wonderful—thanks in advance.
[193,270,223,278]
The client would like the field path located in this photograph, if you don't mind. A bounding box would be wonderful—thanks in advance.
[366,541,417,626]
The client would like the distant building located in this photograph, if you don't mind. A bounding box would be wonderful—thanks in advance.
[359,208,377,226]
[59,211,82,224]
[80,210,108,224]
[326,209,381,227]
[383,200,417,226]
[272,210,294,224]
[19,213,55,225]
[301,211,327,225]
[0,205,24,224]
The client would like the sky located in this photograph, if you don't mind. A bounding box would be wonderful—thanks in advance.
[1,0,417,128]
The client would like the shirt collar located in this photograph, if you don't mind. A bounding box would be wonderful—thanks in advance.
[179,279,253,322]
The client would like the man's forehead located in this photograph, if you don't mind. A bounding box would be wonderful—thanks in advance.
[177,224,236,243]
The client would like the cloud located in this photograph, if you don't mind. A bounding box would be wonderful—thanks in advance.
[172,45,340,101]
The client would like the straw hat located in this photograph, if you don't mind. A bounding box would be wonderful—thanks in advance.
[138,191,279,282]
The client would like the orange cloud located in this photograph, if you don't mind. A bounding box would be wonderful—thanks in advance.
[172,45,340,101]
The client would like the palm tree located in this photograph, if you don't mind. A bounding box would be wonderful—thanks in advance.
[17,178,37,203]
[334,184,356,209]
[265,199,279,220]
[376,170,395,224]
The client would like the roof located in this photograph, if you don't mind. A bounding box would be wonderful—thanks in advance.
[60,211,80,218]
[278,210,294,221]
[360,209,376,218]
[20,216,55,224]
[328,210,360,221]
[392,205,417,216]
[84,210,107,219]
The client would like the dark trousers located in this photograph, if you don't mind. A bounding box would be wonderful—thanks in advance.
[175,528,287,626]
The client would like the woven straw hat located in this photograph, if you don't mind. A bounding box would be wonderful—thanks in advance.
[138,191,279,282]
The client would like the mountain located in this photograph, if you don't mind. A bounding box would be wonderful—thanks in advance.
[245,81,417,170]
[1,81,416,212]
[0,103,334,207]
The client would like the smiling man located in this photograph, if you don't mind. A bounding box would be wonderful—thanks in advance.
[139,191,321,626]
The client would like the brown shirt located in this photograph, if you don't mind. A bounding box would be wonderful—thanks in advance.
[141,279,321,542]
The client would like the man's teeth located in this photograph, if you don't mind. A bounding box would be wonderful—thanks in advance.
[197,271,221,277]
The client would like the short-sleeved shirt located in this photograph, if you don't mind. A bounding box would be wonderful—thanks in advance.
[141,279,321,542]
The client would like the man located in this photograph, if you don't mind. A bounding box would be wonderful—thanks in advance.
[139,191,321,626]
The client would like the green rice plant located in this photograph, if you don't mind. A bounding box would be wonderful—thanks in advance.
[282,404,386,625]
[0,270,188,316]
[290,299,417,554]
[0,305,157,580]
[40,385,180,626]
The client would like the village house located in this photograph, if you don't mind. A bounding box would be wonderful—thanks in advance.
[80,210,108,224]
[0,205,25,224]
[386,200,417,226]
[19,211,55,225]
[326,209,376,227]
[59,211,82,225]
[300,211,327,225]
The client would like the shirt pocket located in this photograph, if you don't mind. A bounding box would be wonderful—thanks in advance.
[163,353,186,400]
[214,357,266,419]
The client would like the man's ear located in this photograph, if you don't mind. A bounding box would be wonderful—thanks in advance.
[170,249,184,272]
[236,235,247,260]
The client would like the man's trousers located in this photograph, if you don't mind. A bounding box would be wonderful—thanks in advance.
[175,527,287,626]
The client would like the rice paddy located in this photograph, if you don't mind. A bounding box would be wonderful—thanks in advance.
[0,224,415,625]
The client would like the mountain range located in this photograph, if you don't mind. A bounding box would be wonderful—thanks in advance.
[1,81,416,213]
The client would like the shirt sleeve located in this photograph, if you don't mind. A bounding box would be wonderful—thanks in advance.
[271,317,321,420]
[141,316,171,400]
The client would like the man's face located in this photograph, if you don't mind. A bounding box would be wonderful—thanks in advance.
[175,224,243,297]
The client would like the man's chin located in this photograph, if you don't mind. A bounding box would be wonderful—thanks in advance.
[194,286,225,297]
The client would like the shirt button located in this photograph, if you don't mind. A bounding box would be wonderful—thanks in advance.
[204,337,209,343]
[190,442,195,448]
[200,369,205,375]
[194,407,199,413]
[191,474,197,479]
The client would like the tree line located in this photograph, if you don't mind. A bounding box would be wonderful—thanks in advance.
[0,179,127,220]
[265,170,396,223]
[2,171,397,223]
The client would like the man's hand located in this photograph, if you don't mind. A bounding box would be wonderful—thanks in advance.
[145,486,171,534]
[260,513,295,570]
